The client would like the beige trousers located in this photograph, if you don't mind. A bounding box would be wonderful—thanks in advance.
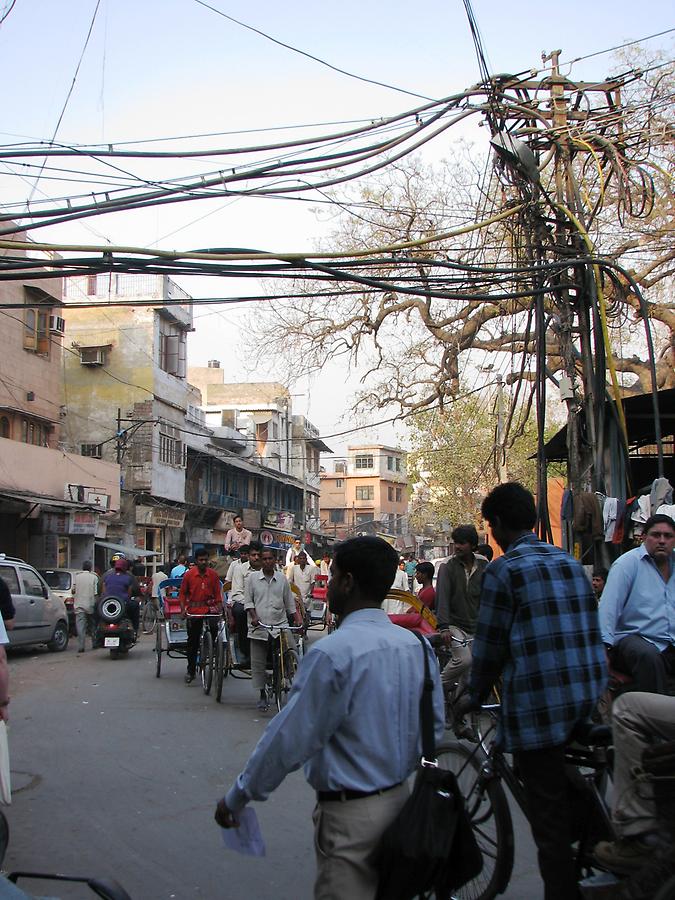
[313,783,408,900]
[612,691,675,837]
[440,626,473,694]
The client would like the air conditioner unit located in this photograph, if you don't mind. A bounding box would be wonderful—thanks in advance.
[49,315,66,335]
[79,347,105,366]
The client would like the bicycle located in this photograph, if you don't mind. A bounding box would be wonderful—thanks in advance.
[257,621,303,712]
[184,612,222,695]
[429,703,615,900]
[212,613,233,703]
[140,594,158,634]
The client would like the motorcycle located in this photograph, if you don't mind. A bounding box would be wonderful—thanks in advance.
[93,595,137,659]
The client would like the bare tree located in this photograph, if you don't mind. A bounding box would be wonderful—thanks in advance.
[249,54,674,424]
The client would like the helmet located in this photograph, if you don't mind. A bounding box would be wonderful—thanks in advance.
[110,552,126,563]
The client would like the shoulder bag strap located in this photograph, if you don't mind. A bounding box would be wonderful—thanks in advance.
[412,631,436,763]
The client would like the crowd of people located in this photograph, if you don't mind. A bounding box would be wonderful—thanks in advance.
[211,483,674,900]
[37,486,673,899]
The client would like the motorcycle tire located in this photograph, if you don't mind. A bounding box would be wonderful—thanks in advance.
[97,595,126,624]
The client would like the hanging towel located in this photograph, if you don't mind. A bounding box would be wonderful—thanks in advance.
[611,499,627,544]
[603,497,618,541]
[650,478,673,516]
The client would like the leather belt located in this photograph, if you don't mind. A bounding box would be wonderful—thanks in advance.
[316,781,403,803]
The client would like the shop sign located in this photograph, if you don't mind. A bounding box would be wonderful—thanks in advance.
[263,510,295,531]
[136,505,185,528]
[260,530,274,546]
[69,511,98,535]
[42,512,69,535]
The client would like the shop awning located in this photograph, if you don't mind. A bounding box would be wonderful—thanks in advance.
[0,489,102,512]
[94,540,160,558]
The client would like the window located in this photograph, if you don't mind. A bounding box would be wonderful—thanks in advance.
[21,419,47,446]
[395,457,402,472]
[329,509,345,524]
[335,462,346,474]
[396,487,403,502]
[158,424,186,467]
[387,455,394,470]
[356,485,374,501]
[20,568,45,598]
[335,478,344,488]
[355,455,374,469]
[0,566,19,595]
[81,443,103,458]
[271,421,278,440]
[24,306,50,355]
[0,417,9,438]
[388,486,394,501]
[86,275,98,295]
[158,315,187,377]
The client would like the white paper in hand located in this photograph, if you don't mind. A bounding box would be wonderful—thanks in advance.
[220,807,266,857]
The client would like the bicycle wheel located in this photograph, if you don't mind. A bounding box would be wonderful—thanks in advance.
[155,620,163,677]
[274,648,299,712]
[433,740,514,900]
[214,635,225,703]
[142,600,157,635]
[200,629,214,695]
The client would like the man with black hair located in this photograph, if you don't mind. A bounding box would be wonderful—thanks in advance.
[462,482,606,900]
[599,513,675,694]
[215,535,444,900]
[435,524,487,715]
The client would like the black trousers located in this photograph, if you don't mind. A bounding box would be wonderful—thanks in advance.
[611,634,675,694]
[186,618,217,675]
[232,601,250,662]
[513,744,578,900]
[125,599,140,633]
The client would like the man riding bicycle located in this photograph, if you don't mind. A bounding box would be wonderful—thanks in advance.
[179,548,223,684]
[244,548,302,710]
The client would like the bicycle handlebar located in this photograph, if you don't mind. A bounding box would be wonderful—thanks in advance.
[256,621,304,632]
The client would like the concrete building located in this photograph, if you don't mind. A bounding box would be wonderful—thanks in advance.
[62,273,194,571]
[319,444,408,542]
[0,240,121,567]
[188,364,332,553]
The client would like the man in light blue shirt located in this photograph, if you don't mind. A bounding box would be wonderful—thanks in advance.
[215,535,444,900]
[600,513,675,694]
[170,555,187,579]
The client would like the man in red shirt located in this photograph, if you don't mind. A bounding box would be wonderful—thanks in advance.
[179,548,223,684]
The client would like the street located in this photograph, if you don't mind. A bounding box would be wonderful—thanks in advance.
[5,634,541,899]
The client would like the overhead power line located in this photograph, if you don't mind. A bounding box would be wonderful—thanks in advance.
[192,0,437,102]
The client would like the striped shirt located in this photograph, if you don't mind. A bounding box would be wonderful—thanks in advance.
[469,533,606,751]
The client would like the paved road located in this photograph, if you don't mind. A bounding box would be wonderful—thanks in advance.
[5,633,541,899]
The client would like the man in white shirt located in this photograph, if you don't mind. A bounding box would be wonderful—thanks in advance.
[288,551,317,609]
[228,544,257,667]
[73,561,99,654]
[285,539,303,570]
[151,564,169,610]
[224,516,253,554]
[244,548,302,709]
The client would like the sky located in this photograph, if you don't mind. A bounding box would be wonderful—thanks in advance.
[0,0,672,458]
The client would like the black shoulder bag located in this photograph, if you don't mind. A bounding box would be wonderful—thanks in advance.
[372,632,483,900]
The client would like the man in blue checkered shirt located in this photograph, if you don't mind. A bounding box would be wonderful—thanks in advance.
[465,482,607,900]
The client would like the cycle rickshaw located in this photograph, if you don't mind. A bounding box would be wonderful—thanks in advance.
[154,578,233,702]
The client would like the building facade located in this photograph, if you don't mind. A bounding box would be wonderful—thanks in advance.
[62,273,195,571]
[0,239,121,567]
[188,364,332,554]
[319,444,408,541]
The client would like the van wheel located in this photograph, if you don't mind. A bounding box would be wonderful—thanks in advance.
[47,620,69,652]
